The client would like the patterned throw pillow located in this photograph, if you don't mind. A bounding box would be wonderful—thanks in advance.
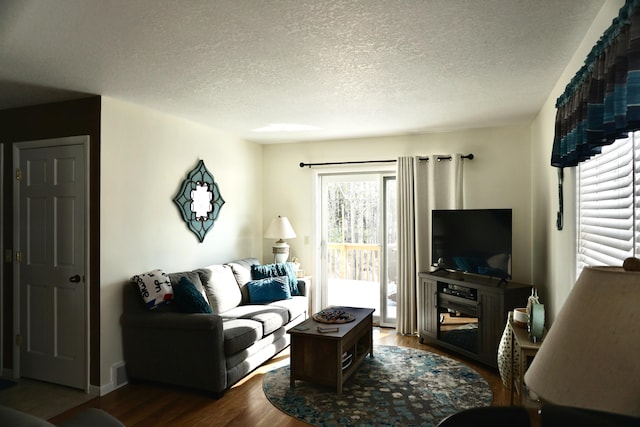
[246,276,292,304]
[497,317,520,390]
[251,263,299,295]
[173,276,213,313]
[131,269,173,310]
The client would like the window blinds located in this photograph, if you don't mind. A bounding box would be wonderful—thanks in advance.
[577,133,638,275]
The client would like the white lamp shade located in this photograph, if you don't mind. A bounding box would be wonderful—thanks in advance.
[265,216,296,263]
[524,266,640,417]
[264,216,296,240]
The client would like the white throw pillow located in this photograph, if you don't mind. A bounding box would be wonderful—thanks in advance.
[201,264,242,313]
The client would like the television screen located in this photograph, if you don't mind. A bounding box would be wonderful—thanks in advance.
[431,209,512,279]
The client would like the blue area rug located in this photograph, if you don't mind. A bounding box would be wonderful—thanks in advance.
[263,345,492,427]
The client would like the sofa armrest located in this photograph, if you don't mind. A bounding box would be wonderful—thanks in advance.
[121,312,227,394]
[540,405,640,427]
[296,278,309,297]
[122,311,221,330]
[0,405,53,426]
[59,408,125,427]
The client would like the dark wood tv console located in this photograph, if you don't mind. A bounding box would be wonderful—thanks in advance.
[418,270,532,368]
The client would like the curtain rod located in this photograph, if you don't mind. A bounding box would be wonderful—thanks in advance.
[299,154,474,168]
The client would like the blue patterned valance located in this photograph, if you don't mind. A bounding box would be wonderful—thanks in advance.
[552,0,640,168]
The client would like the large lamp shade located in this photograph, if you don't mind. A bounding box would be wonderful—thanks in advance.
[524,266,640,417]
[264,216,296,263]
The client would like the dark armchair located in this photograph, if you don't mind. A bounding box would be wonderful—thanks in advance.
[437,405,640,427]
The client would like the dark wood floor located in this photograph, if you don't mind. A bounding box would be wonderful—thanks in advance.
[50,329,516,426]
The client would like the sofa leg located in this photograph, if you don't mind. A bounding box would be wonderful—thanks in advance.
[208,390,225,399]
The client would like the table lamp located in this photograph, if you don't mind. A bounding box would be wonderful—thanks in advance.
[264,215,296,263]
[524,265,640,417]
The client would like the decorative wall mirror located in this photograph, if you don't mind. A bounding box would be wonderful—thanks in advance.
[174,160,225,242]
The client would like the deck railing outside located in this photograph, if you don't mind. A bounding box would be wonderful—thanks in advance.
[326,242,381,282]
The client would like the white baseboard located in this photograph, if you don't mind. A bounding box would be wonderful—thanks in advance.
[92,361,129,396]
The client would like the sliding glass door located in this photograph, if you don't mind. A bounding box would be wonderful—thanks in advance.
[319,172,396,327]
[383,175,397,326]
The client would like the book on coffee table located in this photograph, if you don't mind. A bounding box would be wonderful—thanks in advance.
[317,325,339,333]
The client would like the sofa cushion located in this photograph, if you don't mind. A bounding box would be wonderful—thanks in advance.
[246,276,291,304]
[227,258,260,285]
[226,258,260,304]
[251,262,299,295]
[248,312,284,336]
[130,269,173,310]
[198,264,242,313]
[225,329,288,387]
[269,295,308,324]
[173,277,213,313]
[222,319,263,355]
[219,304,289,326]
[225,328,286,370]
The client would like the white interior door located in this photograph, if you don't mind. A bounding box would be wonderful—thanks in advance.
[14,136,88,390]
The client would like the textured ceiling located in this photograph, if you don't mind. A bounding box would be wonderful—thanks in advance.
[0,0,607,143]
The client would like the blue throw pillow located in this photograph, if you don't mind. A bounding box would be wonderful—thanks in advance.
[173,276,213,313]
[246,276,292,304]
[251,262,299,295]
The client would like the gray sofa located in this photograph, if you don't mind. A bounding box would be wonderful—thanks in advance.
[121,258,308,396]
[0,405,123,427]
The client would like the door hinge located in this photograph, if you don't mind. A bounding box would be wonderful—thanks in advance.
[16,251,22,263]
[15,334,21,347]
[15,168,22,181]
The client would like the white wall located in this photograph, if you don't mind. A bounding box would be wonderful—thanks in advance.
[262,125,532,284]
[530,0,623,323]
[99,97,263,393]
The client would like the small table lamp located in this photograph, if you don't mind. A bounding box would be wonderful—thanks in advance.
[524,265,640,417]
[264,216,296,263]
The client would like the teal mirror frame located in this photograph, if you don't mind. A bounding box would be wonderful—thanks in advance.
[173,160,225,242]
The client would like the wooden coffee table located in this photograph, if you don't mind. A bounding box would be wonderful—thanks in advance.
[288,306,374,394]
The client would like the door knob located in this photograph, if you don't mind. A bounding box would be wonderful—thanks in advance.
[69,274,81,283]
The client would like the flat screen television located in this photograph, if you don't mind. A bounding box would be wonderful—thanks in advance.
[431,209,512,279]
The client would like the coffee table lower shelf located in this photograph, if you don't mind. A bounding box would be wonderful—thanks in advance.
[288,307,374,394]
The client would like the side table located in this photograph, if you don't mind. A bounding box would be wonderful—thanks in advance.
[508,311,542,406]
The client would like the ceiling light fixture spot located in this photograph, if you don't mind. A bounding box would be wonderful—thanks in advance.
[252,123,321,132]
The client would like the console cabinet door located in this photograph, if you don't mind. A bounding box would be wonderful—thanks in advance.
[418,277,438,339]
[478,289,501,366]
